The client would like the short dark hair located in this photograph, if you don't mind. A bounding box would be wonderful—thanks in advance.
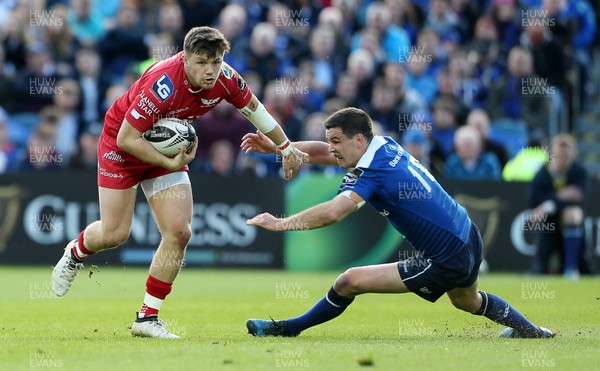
[323,107,374,141]
[184,27,230,58]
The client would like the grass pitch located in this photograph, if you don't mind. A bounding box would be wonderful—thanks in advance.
[1,266,599,370]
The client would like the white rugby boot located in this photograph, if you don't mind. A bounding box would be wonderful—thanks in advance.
[131,314,181,339]
[51,239,83,297]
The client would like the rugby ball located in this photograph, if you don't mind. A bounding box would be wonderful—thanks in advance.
[143,118,196,156]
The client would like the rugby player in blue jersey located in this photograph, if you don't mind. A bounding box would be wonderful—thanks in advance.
[241,107,554,339]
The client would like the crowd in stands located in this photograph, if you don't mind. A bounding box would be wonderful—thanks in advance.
[0,0,597,179]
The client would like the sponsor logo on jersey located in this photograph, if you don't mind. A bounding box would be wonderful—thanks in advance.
[102,151,125,163]
[389,149,403,167]
[130,108,146,120]
[152,74,174,102]
[137,91,160,116]
[340,168,364,188]
[201,97,221,107]
[237,76,247,92]
[221,63,234,79]
[168,106,190,116]
[379,209,389,217]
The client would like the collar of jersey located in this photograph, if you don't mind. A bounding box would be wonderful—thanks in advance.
[356,135,387,169]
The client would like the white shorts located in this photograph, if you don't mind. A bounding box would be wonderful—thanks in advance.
[137,171,191,199]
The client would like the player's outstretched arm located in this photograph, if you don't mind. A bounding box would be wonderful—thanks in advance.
[238,94,308,179]
[247,193,361,232]
[117,119,198,171]
[241,130,337,166]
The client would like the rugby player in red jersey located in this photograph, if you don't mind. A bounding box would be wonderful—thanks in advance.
[51,27,306,338]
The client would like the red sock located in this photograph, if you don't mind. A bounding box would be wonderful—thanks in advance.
[138,275,172,318]
[71,231,94,261]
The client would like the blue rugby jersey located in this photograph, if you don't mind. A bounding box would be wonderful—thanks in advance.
[338,136,471,262]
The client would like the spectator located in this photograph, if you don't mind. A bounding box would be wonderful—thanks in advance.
[401,129,431,171]
[156,2,185,49]
[528,134,594,279]
[67,0,105,46]
[448,48,486,110]
[356,28,386,67]
[218,3,250,73]
[20,106,63,171]
[44,3,77,77]
[317,6,350,65]
[345,49,375,109]
[262,80,304,142]
[365,78,401,136]
[490,0,520,58]
[425,0,460,41]
[519,16,568,132]
[445,125,502,180]
[267,2,310,68]
[74,47,110,128]
[137,32,177,75]
[67,122,101,170]
[430,94,459,160]
[384,0,422,42]
[13,43,62,113]
[404,50,438,105]
[466,108,509,167]
[2,8,28,72]
[0,108,20,173]
[191,102,253,165]
[53,78,83,159]
[305,26,339,96]
[101,83,127,115]
[519,15,567,94]
[333,72,360,108]
[0,45,15,112]
[245,22,283,91]
[486,46,550,141]
[202,139,237,176]
[179,0,221,32]
[414,27,444,76]
[468,16,503,92]
[98,3,147,81]
[351,2,411,62]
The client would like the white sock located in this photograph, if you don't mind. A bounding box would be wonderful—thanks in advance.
[138,293,163,318]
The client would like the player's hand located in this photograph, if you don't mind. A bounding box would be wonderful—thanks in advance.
[166,138,197,170]
[556,186,583,202]
[246,212,280,232]
[282,147,309,180]
[241,130,277,155]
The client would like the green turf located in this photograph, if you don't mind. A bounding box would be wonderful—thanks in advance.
[1,266,598,371]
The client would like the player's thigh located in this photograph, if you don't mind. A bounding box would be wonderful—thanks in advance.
[336,262,410,294]
[144,174,193,237]
[98,186,137,233]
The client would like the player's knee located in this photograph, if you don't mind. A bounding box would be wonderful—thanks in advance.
[561,206,583,226]
[450,295,480,314]
[103,228,130,248]
[166,222,191,249]
[334,268,362,295]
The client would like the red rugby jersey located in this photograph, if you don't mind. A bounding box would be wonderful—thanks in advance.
[103,51,253,140]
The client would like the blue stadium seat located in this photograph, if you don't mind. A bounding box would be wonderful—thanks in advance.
[489,119,528,158]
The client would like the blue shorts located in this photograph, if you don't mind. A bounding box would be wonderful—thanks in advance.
[397,223,483,303]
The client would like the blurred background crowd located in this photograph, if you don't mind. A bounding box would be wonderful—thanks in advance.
[0,0,598,180]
